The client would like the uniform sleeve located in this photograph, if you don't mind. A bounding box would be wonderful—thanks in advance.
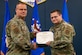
[30,32,35,40]
[61,24,76,44]
[10,21,33,50]
[50,24,76,49]
[49,26,55,33]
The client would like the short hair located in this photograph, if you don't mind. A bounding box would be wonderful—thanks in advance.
[50,9,62,15]
[16,1,27,9]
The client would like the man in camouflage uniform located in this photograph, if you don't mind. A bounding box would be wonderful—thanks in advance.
[46,9,76,55]
[6,2,35,55]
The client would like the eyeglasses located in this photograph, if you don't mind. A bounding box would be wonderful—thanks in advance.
[51,16,58,19]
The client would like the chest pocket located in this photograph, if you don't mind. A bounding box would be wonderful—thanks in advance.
[54,27,62,40]
[16,20,27,34]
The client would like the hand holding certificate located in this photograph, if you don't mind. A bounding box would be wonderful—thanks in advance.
[36,31,54,44]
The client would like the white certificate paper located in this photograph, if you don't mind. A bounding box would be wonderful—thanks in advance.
[36,31,54,44]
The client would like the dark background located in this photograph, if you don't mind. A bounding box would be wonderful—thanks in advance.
[0,0,82,55]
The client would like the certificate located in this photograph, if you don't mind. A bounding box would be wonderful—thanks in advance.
[36,31,54,44]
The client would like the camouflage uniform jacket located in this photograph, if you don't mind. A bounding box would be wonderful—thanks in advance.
[49,20,76,55]
[6,15,33,55]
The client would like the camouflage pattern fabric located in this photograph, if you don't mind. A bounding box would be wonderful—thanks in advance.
[6,15,33,55]
[49,20,76,55]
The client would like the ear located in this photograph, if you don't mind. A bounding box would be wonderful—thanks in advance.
[15,8,17,13]
[60,14,62,17]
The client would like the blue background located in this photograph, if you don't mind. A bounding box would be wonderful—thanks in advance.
[0,0,82,55]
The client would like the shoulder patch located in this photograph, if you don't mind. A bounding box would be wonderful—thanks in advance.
[63,25,72,37]
[11,24,20,34]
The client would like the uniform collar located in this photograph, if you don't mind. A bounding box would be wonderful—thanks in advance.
[55,20,64,28]
[13,15,24,21]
